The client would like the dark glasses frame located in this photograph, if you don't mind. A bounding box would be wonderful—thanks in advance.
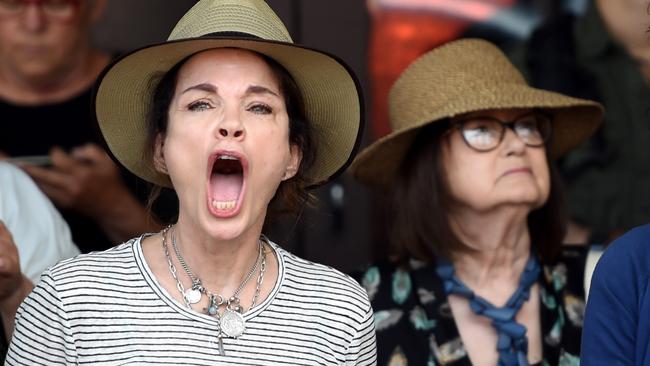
[450,110,553,152]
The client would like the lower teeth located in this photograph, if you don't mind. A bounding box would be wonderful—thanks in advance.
[213,200,236,210]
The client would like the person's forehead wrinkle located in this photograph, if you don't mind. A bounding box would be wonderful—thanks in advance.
[245,84,279,98]
[180,82,217,95]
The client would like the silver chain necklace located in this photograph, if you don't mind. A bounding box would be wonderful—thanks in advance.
[161,226,267,355]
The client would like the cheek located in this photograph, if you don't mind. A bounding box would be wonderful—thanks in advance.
[54,33,82,57]
[162,124,205,173]
[255,128,292,172]
[533,155,551,201]
[0,24,14,45]
[443,141,494,202]
[446,164,492,205]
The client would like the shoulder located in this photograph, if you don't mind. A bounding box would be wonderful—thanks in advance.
[592,225,650,285]
[15,240,138,320]
[351,260,436,363]
[277,245,367,296]
[543,246,589,298]
[351,260,426,334]
[44,238,138,281]
[0,162,35,191]
[0,161,23,177]
[580,226,650,363]
[351,260,414,306]
[0,161,61,223]
[274,244,372,319]
[600,225,650,267]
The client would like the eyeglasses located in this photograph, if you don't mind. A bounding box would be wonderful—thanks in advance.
[0,0,80,21]
[452,112,552,152]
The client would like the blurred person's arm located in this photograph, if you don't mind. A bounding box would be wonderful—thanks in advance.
[0,222,33,341]
[581,225,650,365]
[22,144,161,244]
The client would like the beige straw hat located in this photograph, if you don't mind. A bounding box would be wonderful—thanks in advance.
[94,0,363,188]
[351,38,603,187]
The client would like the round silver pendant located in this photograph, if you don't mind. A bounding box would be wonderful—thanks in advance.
[221,310,245,338]
[185,288,202,304]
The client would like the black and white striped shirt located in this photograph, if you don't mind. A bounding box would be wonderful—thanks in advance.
[6,237,377,365]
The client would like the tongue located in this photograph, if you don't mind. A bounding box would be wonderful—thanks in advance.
[210,173,243,201]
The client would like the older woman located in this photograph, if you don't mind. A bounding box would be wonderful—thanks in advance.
[5,1,376,364]
[351,39,603,365]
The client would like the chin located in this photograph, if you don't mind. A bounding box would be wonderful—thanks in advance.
[202,220,248,242]
[501,189,546,207]
[18,64,58,80]
[201,206,263,243]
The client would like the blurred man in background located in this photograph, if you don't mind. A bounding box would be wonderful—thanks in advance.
[524,0,650,244]
[0,0,162,253]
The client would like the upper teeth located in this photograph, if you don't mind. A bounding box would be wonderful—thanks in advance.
[218,155,238,160]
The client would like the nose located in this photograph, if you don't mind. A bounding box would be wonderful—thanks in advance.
[215,107,245,141]
[502,127,526,156]
[218,128,244,138]
[21,4,47,33]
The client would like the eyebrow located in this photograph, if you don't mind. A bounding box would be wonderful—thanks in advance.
[244,85,280,98]
[181,83,217,95]
[180,83,280,99]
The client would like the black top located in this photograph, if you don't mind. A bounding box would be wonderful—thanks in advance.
[0,88,176,253]
[353,247,587,365]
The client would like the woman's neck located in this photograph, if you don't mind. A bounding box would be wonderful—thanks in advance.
[448,206,532,305]
[172,218,264,297]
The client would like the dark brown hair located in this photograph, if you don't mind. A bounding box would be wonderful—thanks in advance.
[145,49,316,223]
[389,120,567,264]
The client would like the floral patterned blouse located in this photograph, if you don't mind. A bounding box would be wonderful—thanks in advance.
[353,248,588,366]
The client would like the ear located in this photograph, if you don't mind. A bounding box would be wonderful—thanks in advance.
[153,133,168,174]
[282,144,302,181]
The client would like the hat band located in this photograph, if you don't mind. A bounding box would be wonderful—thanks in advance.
[200,31,262,39]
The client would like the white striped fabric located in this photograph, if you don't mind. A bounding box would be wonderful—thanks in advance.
[6,237,377,365]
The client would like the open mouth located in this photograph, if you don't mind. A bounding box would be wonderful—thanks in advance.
[208,153,245,216]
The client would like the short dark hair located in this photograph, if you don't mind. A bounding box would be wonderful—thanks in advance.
[389,121,566,264]
[145,49,316,223]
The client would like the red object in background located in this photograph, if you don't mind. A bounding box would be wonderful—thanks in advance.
[368,0,515,139]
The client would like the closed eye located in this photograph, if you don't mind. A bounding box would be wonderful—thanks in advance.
[248,103,272,115]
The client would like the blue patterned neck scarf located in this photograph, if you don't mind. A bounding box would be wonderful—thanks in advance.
[436,254,541,366]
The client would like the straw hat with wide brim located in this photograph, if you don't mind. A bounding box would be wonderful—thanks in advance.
[350,38,604,188]
[94,0,363,188]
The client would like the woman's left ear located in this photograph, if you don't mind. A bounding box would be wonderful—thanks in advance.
[282,145,302,181]
[153,134,168,174]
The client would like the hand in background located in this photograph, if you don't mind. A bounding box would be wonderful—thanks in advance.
[0,221,22,301]
[0,221,33,341]
[21,144,128,218]
[21,144,160,243]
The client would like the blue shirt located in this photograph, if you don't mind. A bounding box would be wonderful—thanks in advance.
[582,224,650,365]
